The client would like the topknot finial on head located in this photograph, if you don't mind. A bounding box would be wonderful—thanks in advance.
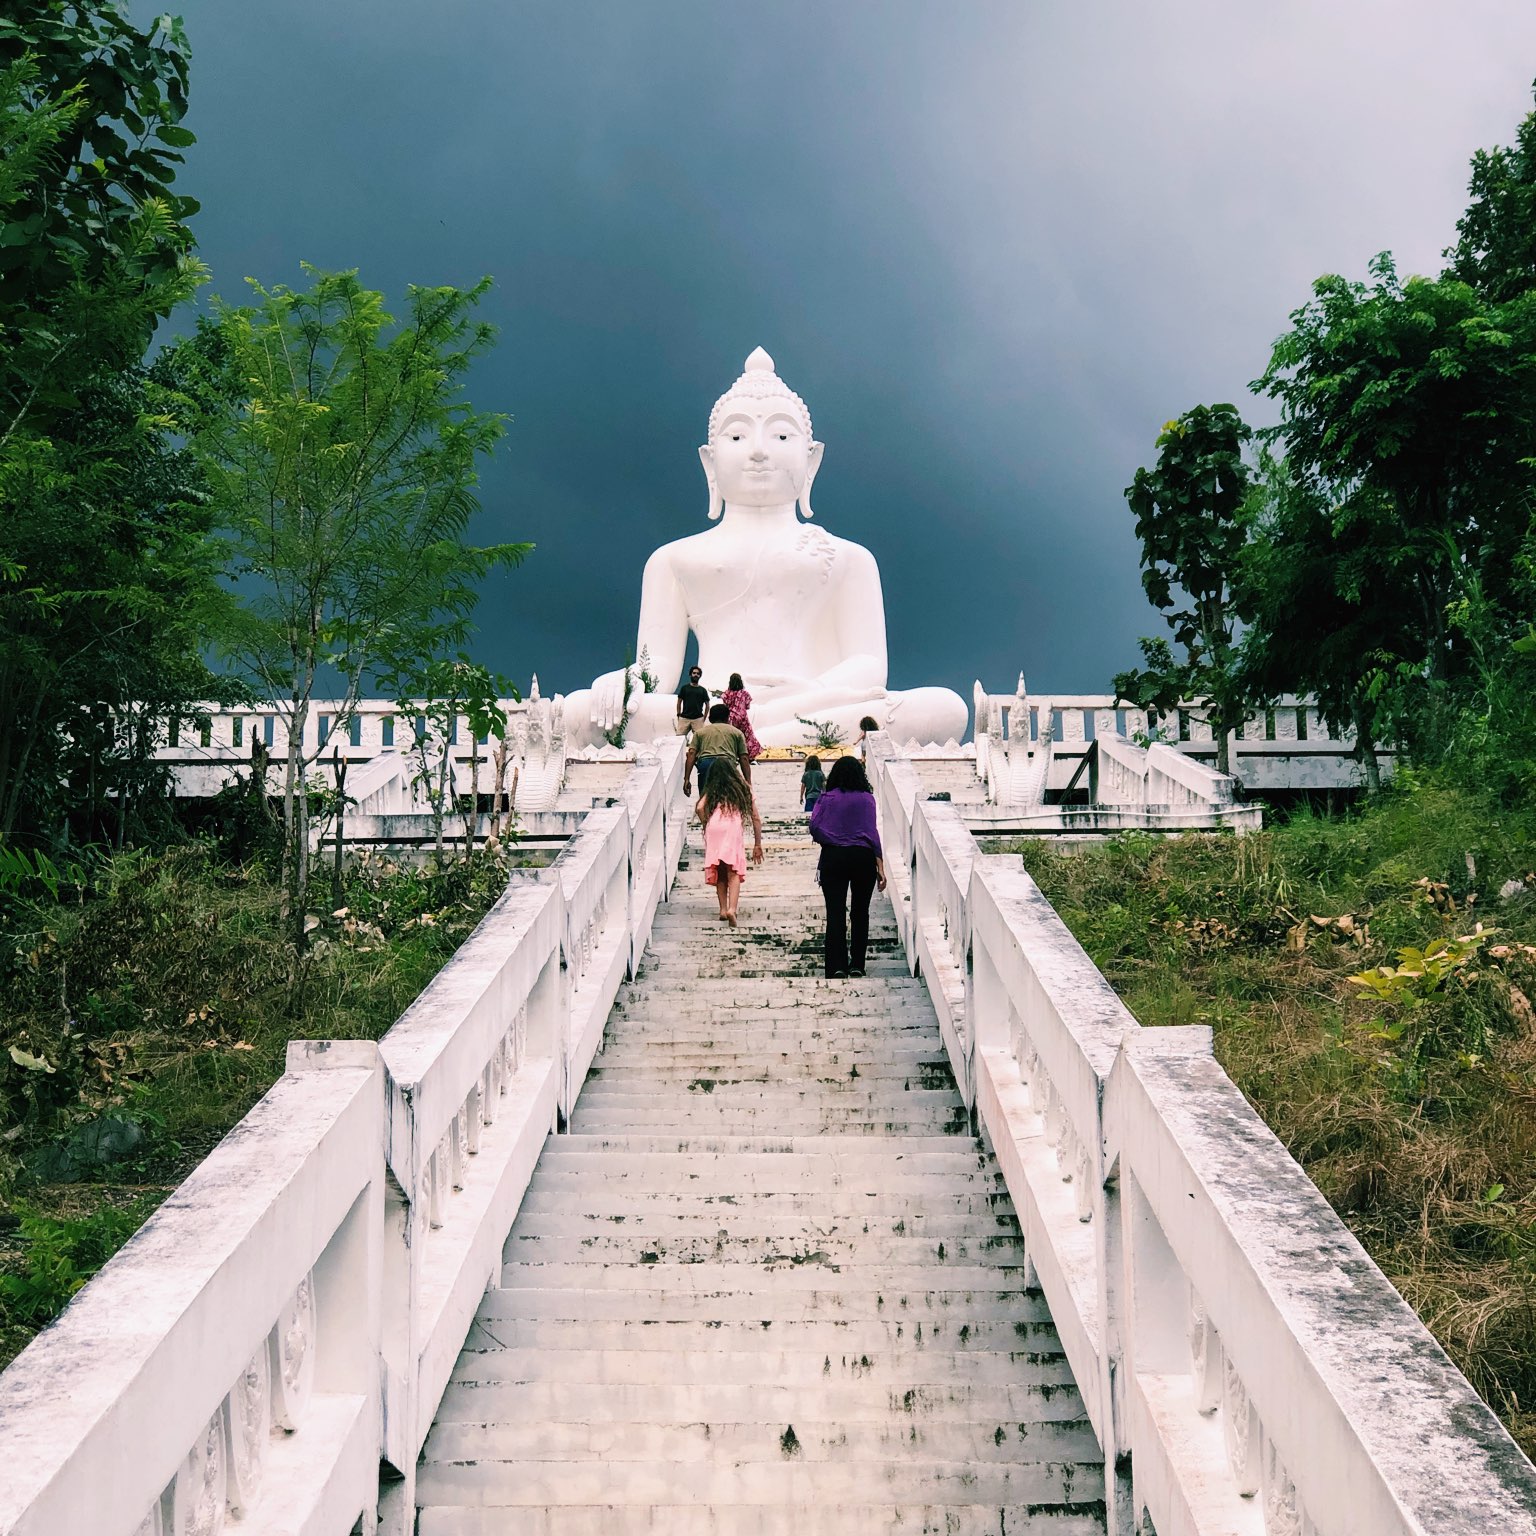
[707,346,813,443]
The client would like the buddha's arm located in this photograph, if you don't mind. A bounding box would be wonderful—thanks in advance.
[822,545,888,691]
[592,549,690,726]
[634,547,690,690]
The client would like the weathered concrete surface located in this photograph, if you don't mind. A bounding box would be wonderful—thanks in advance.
[415,821,1108,1534]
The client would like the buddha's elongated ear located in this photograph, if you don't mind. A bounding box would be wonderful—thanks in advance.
[799,439,825,521]
[699,444,722,520]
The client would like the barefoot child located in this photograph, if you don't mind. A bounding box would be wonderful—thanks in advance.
[800,753,826,816]
[695,758,763,926]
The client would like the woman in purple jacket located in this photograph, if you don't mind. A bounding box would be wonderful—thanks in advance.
[809,756,888,978]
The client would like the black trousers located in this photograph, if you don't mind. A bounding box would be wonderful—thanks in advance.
[819,844,878,976]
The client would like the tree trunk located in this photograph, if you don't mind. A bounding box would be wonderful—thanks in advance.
[282,694,312,947]
[1352,698,1382,795]
[488,733,509,841]
[331,748,348,910]
[464,729,481,860]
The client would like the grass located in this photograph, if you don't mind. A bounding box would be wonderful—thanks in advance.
[0,839,531,1367]
[1008,775,1536,1459]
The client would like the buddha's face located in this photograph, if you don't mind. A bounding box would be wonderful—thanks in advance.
[701,395,823,510]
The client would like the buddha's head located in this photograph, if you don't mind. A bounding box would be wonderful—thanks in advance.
[700,347,824,520]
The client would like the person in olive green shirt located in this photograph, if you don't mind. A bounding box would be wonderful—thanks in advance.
[685,703,750,796]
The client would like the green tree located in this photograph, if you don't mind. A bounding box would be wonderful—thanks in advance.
[191,267,530,937]
[0,6,202,440]
[1237,455,1420,793]
[1254,255,1536,731]
[0,18,215,845]
[379,653,512,862]
[0,355,234,844]
[1447,80,1536,303]
[1115,403,1255,774]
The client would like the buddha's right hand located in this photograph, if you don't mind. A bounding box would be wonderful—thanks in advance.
[590,668,638,730]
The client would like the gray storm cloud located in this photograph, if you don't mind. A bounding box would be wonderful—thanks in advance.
[160,0,1536,701]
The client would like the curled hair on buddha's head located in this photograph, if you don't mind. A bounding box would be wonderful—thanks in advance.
[826,756,872,794]
[707,347,812,444]
[702,347,821,522]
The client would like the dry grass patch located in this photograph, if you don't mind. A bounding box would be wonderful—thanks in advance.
[1014,784,1536,1459]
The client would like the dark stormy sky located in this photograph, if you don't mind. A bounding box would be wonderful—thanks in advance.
[158,1,1536,708]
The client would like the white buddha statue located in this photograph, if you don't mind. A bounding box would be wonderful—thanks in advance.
[564,348,968,749]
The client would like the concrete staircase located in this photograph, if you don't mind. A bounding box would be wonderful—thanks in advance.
[416,792,1107,1534]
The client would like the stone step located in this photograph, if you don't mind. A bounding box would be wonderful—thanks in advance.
[597,1025,945,1044]
[567,1112,971,1136]
[431,1376,1088,1427]
[571,1091,964,1117]
[608,1003,937,1022]
[524,1169,1005,1200]
[476,1286,1054,1324]
[616,979,929,1003]
[507,1208,1019,1240]
[419,1503,1106,1536]
[540,1133,978,1156]
[424,1412,1098,1466]
[501,1232,1027,1269]
[455,1316,1058,1356]
[513,1188,1017,1220]
[527,1150,996,1183]
[498,1262,1031,1293]
[446,1343,1072,1389]
[588,1050,953,1071]
[415,1455,1100,1509]
[569,1096,965,1123]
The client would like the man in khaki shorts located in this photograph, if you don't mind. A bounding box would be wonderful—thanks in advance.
[675,665,709,736]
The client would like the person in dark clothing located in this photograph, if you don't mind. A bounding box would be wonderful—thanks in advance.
[675,665,710,736]
[809,755,887,978]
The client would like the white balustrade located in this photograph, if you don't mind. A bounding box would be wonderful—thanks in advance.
[971,685,1392,796]
[0,1043,385,1536]
[867,734,1536,1536]
[557,807,633,1107]
[0,740,688,1536]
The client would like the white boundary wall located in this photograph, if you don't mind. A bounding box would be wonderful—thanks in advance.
[974,688,1394,796]
[868,734,1536,1536]
[0,739,690,1536]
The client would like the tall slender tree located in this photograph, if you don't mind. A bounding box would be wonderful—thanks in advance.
[191,267,530,937]
[1115,403,1256,774]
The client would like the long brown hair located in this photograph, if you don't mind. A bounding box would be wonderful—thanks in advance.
[700,756,756,820]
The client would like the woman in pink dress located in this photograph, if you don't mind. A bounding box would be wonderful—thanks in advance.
[695,757,763,925]
[722,673,763,762]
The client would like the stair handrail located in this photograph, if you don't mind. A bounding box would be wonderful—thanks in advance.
[865,733,1536,1536]
[0,752,681,1536]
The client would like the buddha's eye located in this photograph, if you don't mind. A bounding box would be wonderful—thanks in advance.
[778,433,788,441]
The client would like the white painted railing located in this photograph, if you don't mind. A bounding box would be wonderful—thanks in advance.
[0,738,690,1536]
[1096,735,1241,812]
[973,683,1393,796]
[156,689,577,812]
[868,734,1536,1536]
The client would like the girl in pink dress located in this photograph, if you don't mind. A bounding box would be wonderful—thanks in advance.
[722,673,763,762]
[695,757,763,925]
